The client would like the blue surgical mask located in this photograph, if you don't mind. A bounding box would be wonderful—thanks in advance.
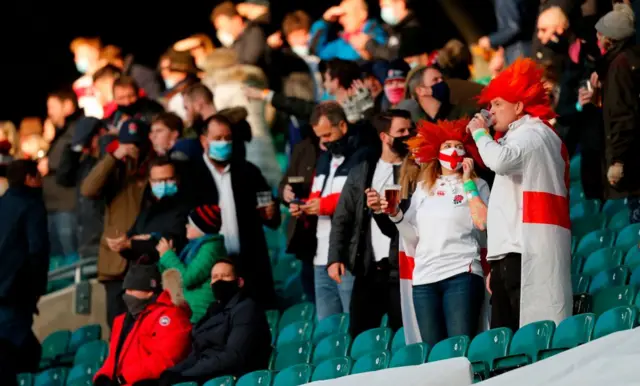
[164,78,177,90]
[208,140,233,162]
[151,181,178,199]
[75,58,90,74]
[292,45,310,58]
[381,7,399,26]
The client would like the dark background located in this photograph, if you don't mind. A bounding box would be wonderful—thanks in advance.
[0,0,496,125]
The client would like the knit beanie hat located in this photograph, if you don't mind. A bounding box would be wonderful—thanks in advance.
[595,3,636,40]
[188,205,222,235]
[123,263,162,293]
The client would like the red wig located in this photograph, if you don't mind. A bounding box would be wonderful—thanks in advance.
[407,118,485,169]
[477,57,556,121]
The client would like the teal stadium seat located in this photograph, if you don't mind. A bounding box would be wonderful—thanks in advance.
[581,248,625,276]
[572,274,591,294]
[34,368,68,386]
[65,362,101,386]
[266,310,280,331]
[571,255,585,275]
[17,373,34,386]
[271,341,312,371]
[350,350,390,375]
[625,247,640,268]
[40,330,71,368]
[575,229,616,259]
[492,321,555,373]
[427,335,470,362]
[349,327,393,360]
[391,327,406,353]
[602,199,628,218]
[236,371,272,386]
[538,313,595,361]
[570,200,601,220]
[389,343,429,368]
[380,313,389,327]
[73,341,108,366]
[272,364,312,386]
[276,321,313,349]
[68,325,101,354]
[311,357,352,382]
[312,313,349,345]
[467,328,513,381]
[569,155,581,182]
[278,274,307,309]
[588,266,630,294]
[273,260,302,289]
[592,285,636,315]
[593,306,637,339]
[608,209,630,232]
[629,266,640,286]
[278,302,315,331]
[312,334,351,365]
[203,376,235,386]
[569,185,585,203]
[572,214,607,242]
[615,224,640,252]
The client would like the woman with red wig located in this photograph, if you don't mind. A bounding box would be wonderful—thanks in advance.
[377,117,490,346]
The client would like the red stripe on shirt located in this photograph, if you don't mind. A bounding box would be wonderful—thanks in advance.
[523,191,571,230]
[399,251,415,280]
[319,193,340,216]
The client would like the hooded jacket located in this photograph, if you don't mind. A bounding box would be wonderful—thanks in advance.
[94,269,192,385]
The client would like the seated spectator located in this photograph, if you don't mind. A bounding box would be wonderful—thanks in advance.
[157,204,227,323]
[150,112,183,156]
[94,265,192,386]
[159,259,272,386]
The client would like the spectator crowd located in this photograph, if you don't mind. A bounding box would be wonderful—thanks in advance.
[1,0,640,385]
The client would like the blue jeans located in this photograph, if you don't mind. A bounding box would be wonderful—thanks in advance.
[412,273,485,347]
[314,266,354,320]
[48,211,78,256]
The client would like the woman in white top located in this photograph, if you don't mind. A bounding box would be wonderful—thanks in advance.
[374,118,490,346]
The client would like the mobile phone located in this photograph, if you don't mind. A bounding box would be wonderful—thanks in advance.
[579,79,592,92]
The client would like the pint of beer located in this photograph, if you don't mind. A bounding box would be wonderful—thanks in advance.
[257,191,273,216]
[384,184,401,214]
[288,176,305,199]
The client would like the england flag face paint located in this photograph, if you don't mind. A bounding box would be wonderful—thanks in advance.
[438,147,466,171]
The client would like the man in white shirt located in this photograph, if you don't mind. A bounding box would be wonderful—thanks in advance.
[329,109,412,336]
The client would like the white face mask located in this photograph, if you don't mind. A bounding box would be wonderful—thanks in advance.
[217,31,235,48]
[291,45,310,58]
[438,147,466,171]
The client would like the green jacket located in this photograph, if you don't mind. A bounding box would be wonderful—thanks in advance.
[159,234,226,323]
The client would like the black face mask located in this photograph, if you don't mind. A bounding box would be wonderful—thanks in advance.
[122,293,154,317]
[544,32,570,53]
[117,100,140,117]
[211,279,240,305]
[391,135,412,157]
[324,135,348,156]
[191,116,206,135]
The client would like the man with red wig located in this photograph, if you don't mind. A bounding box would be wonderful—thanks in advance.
[466,58,572,331]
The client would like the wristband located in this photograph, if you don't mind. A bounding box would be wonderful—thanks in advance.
[467,190,480,200]
[575,101,583,112]
[463,180,478,193]
[472,129,491,142]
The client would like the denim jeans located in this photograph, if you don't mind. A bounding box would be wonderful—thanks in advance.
[412,273,485,347]
[314,266,354,320]
[48,211,78,256]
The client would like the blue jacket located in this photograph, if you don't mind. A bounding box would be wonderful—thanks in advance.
[310,19,387,61]
[0,187,49,312]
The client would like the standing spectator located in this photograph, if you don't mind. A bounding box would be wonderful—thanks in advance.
[0,160,49,385]
[159,50,201,122]
[150,113,183,156]
[329,109,413,336]
[383,59,410,108]
[44,89,83,257]
[69,37,104,118]
[468,58,572,330]
[183,83,218,132]
[211,1,268,66]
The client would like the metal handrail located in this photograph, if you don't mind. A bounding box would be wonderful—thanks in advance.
[48,258,98,284]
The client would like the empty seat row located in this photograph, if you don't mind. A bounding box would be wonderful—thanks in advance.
[39,325,102,369]
[573,225,640,259]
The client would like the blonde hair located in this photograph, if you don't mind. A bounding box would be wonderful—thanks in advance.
[69,37,101,53]
[399,157,424,199]
[0,121,18,155]
[20,134,50,160]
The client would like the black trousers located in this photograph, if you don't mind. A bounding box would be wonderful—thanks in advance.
[104,280,127,329]
[0,335,41,386]
[349,264,403,337]
[489,253,522,332]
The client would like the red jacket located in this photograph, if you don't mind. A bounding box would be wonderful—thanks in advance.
[95,290,192,385]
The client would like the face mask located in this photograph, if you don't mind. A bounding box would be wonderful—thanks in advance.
[380,7,399,26]
[390,135,412,157]
[151,181,178,199]
[217,31,235,48]
[164,78,177,90]
[117,100,139,116]
[208,140,233,162]
[438,147,466,171]
[211,279,240,305]
[409,62,419,69]
[544,32,569,53]
[122,293,154,317]
[324,135,347,156]
[431,81,450,104]
[75,58,90,74]
[292,45,310,57]
[384,85,405,105]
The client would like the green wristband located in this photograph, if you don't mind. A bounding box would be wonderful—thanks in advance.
[463,179,478,193]
[472,129,490,142]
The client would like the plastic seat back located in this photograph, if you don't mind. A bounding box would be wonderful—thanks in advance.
[312,313,349,345]
[236,370,272,386]
[592,285,636,315]
[616,224,640,252]
[41,330,71,362]
[572,274,591,294]
[380,314,389,327]
[265,309,280,331]
[589,266,630,294]
[575,230,617,260]
[203,376,235,386]
[276,321,313,349]
[272,364,312,386]
[73,340,108,366]
[629,266,640,286]
[570,200,600,220]
[389,343,429,368]
[571,255,585,275]
[278,274,308,309]
[311,357,352,382]
[593,306,637,339]
[608,209,630,232]
[572,214,607,241]
[350,350,390,375]
[278,302,315,331]
[273,260,302,288]
[349,327,393,360]
[551,313,596,349]
[66,362,101,386]
[467,328,513,370]
[507,321,555,360]
[582,248,625,276]
[272,341,312,371]
[68,325,101,355]
[17,373,33,386]
[569,185,585,203]
[312,334,351,365]
[427,335,470,362]
[569,155,581,182]
[625,247,640,268]
[602,199,628,218]
[34,368,67,386]
[391,327,406,353]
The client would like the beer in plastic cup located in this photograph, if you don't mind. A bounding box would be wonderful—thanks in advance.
[384,184,401,214]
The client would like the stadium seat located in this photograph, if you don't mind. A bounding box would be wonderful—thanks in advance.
[17,373,34,386]
[571,255,585,275]
[277,275,307,310]
[427,335,470,362]
[350,327,393,360]
[311,357,352,382]
[572,214,607,241]
[588,266,630,294]
[271,341,312,371]
[592,285,636,315]
[467,328,513,381]
[492,321,555,373]
[602,199,628,218]
[236,371,272,386]
[350,350,390,375]
[203,376,235,386]
[173,383,197,386]
[575,229,616,259]
[34,368,68,386]
[391,327,406,353]
[593,306,637,339]
[73,340,108,366]
[65,362,101,386]
[629,266,640,286]
[272,364,312,386]
[569,155,581,182]
[572,274,591,294]
[68,325,101,354]
[569,185,585,203]
[625,247,640,268]
[40,330,71,369]
[312,334,351,365]
[273,260,302,288]
[389,343,429,368]
[276,321,313,349]
[570,200,600,220]
[278,302,315,331]
[608,209,630,231]
[537,313,595,361]
[615,224,640,252]
[266,310,280,330]
[380,314,389,327]
[312,313,349,345]
[581,247,625,276]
